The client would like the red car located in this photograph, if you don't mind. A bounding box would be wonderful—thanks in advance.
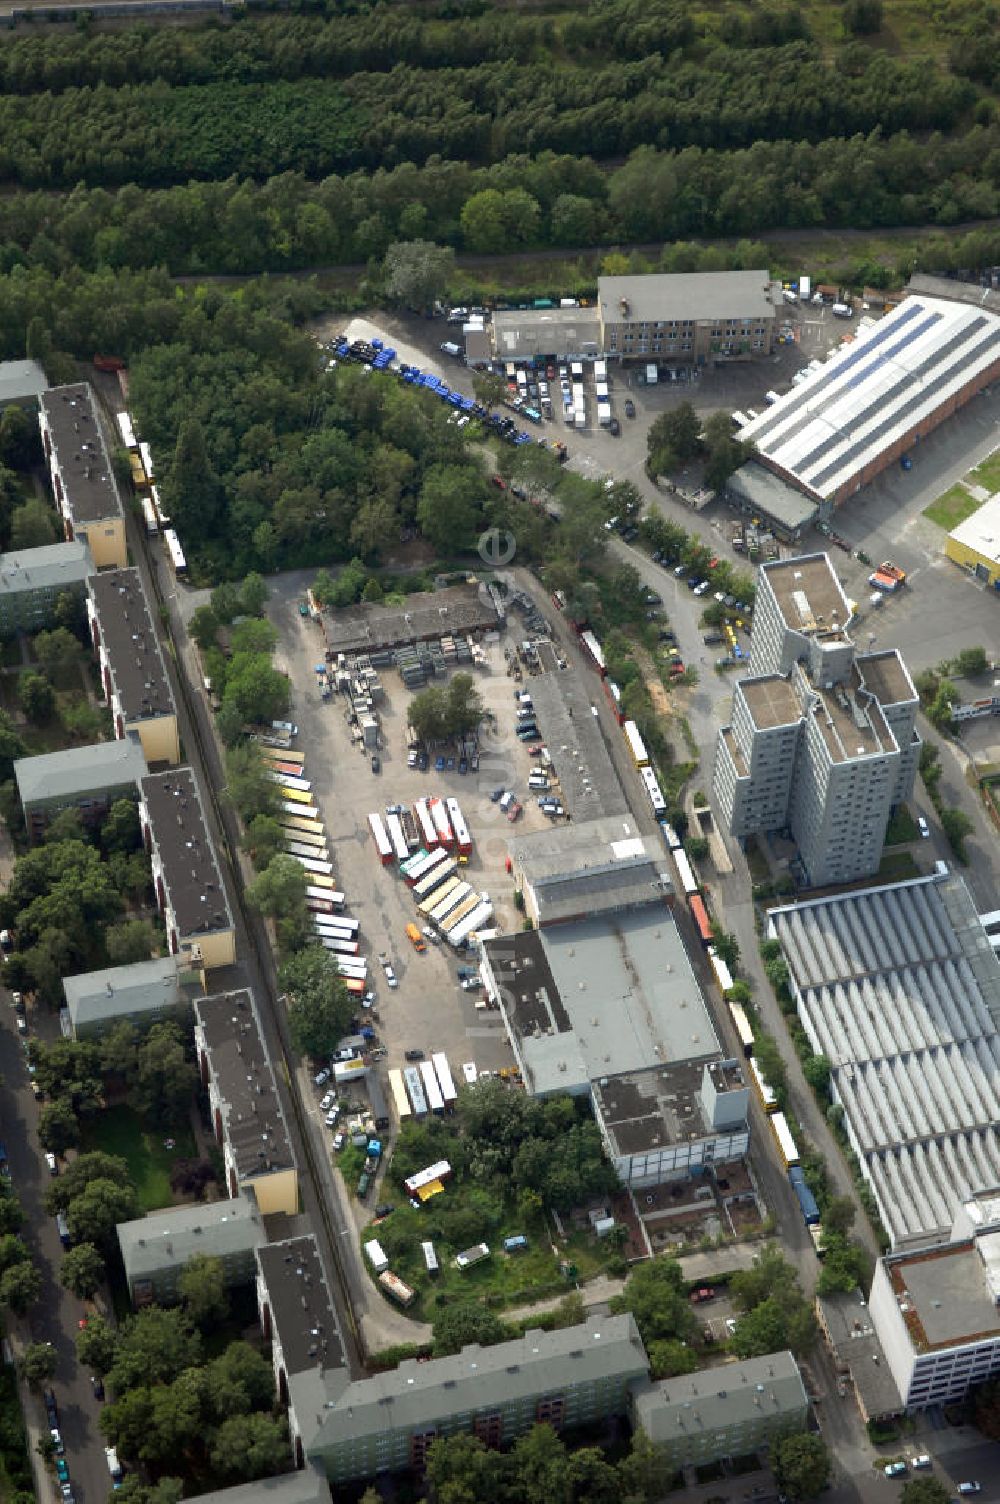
[669,661,685,676]
[689,1287,715,1304]
[491,474,507,490]
[506,800,523,823]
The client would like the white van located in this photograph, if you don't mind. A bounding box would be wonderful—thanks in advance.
[105,1448,122,1482]
[439,341,462,358]
[832,303,853,319]
[528,773,550,790]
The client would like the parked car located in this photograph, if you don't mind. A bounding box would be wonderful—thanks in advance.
[44,1153,57,1176]
[689,1287,715,1304]
[320,1091,336,1111]
[56,1460,70,1484]
[332,1131,345,1151]
[374,1203,395,1218]
[884,1463,907,1478]
[624,398,636,418]
[404,1049,425,1061]
[43,1390,58,1425]
[91,1376,105,1401]
[384,966,398,989]
[371,753,381,774]
[314,1068,331,1088]
[917,816,930,838]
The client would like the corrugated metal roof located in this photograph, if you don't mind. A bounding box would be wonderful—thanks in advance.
[743,295,1000,501]
[769,872,1000,1248]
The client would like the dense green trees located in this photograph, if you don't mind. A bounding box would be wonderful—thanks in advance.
[772,1433,832,1499]
[729,1246,817,1357]
[279,946,354,1061]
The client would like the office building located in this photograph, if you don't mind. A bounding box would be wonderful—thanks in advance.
[117,1191,266,1308]
[945,492,1000,590]
[194,989,298,1216]
[62,954,200,1040]
[598,271,779,365]
[630,1350,808,1467]
[88,569,180,766]
[741,288,1000,508]
[140,768,235,969]
[299,1315,648,1483]
[713,554,920,887]
[0,540,94,638]
[39,384,127,567]
[16,736,147,843]
[768,871,1000,1251]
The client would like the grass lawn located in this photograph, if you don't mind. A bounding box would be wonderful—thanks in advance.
[967,451,1000,495]
[877,850,921,883]
[923,484,979,530]
[884,804,919,845]
[80,1106,196,1213]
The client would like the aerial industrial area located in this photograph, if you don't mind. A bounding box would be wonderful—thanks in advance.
[2,263,1000,1504]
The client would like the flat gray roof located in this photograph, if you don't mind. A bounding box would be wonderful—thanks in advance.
[196,990,295,1181]
[599,271,777,326]
[0,540,94,598]
[741,294,1000,502]
[321,583,499,657]
[256,1236,345,1377]
[593,1059,745,1157]
[185,1466,329,1504]
[89,569,176,723]
[815,1288,902,1416]
[762,553,852,638]
[141,768,232,940]
[62,954,193,1032]
[307,1315,646,1452]
[16,736,147,811]
[0,359,46,407]
[523,673,629,828]
[631,1350,806,1446]
[856,649,917,709]
[739,676,801,730]
[490,907,719,1095]
[886,1240,1000,1350]
[727,462,819,534]
[492,307,602,361]
[769,872,1000,1249]
[117,1192,266,1280]
[40,384,123,524]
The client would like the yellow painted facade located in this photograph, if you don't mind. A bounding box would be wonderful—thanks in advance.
[246,1167,299,1217]
[128,714,180,768]
[946,494,1000,588]
[82,518,127,570]
[945,531,1000,586]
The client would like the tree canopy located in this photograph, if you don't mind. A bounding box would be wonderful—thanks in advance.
[279,946,354,1060]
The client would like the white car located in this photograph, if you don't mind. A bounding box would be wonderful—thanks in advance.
[271,720,298,737]
[422,927,440,945]
[332,1131,345,1151]
[385,966,399,989]
[324,1108,339,1127]
[917,816,930,839]
[320,1091,336,1111]
[45,1153,57,1176]
[314,1068,331,1088]
[911,1456,931,1470]
[460,977,480,991]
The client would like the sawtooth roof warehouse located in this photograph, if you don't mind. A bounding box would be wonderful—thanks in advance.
[741,293,1000,506]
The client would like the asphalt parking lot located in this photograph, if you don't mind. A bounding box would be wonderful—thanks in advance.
[265,575,588,1092]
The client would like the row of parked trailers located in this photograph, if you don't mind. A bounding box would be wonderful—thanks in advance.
[388,1057,458,1120]
[400,845,493,947]
[259,748,368,993]
[116,411,188,575]
[369,797,473,866]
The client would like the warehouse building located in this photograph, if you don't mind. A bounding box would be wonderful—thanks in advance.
[630,1350,808,1467]
[117,1191,266,1308]
[767,870,1000,1251]
[481,911,750,1188]
[39,384,127,568]
[945,492,1000,590]
[195,989,298,1216]
[298,1315,648,1483]
[0,540,94,639]
[15,736,147,843]
[598,271,780,365]
[89,569,180,766]
[321,583,500,658]
[507,816,666,927]
[741,292,1000,508]
[725,462,819,543]
[713,554,920,887]
[62,954,201,1040]
[491,306,601,364]
[520,673,630,828]
[140,768,235,969]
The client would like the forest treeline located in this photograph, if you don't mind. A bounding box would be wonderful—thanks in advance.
[0,46,972,189]
[2,129,1000,281]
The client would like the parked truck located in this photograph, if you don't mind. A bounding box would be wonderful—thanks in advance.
[868,560,907,592]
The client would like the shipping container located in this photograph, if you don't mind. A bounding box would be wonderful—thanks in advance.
[431,1052,458,1110]
[286,840,330,862]
[417,875,461,919]
[280,795,317,813]
[414,797,439,850]
[316,936,358,956]
[623,720,650,768]
[378,1270,415,1307]
[400,847,431,882]
[404,848,448,887]
[429,797,454,849]
[672,847,698,897]
[313,916,359,937]
[129,452,147,489]
[268,772,312,793]
[388,1068,412,1123]
[403,1066,428,1118]
[281,817,325,838]
[445,797,472,856]
[294,856,335,878]
[368,811,394,866]
[420,1059,445,1115]
[262,748,305,767]
[748,1055,778,1114]
[302,871,335,890]
[688,893,713,946]
[385,812,409,864]
[770,1112,799,1169]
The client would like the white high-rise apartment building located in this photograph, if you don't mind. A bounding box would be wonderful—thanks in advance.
[713,554,919,887]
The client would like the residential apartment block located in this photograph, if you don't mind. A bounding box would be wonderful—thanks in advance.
[0,540,94,639]
[630,1350,808,1468]
[39,384,127,568]
[117,1191,266,1308]
[62,954,201,1040]
[15,736,147,843]
[140,768,235,969]
[299,1315,649,1483]
[256,1235,346,1463]
[598,271,780,365]
[88,569,180,767]
[194,989,298,1215]
[713,554,919,887]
